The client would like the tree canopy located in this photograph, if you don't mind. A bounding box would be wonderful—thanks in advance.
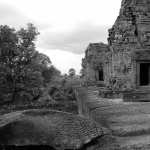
[68,68,76,77]
[0,24,60,104]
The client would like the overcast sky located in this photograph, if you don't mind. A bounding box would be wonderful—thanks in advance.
[0,0,121,74]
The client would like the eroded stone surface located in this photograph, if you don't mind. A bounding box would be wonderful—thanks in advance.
[0,109,108,150]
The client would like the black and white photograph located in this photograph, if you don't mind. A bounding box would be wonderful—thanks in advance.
[0,0,150,149]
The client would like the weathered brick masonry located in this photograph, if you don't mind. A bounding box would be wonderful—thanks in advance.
[82,0,150,97]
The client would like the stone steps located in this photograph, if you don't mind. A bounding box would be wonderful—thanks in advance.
[111,124,150,137]
[123,89,150,102]
[79,87,150,148]
[116,135,150,148]
[109,114,150,125]
[95,104,150,137]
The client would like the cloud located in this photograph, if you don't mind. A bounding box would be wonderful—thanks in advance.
[37,23,110,54]
[38,48,84,74]
[0,3,32,28]
[0,3,111,55]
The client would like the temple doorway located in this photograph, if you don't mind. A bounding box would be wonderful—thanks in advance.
[98,70,104,81]
[140,63,150,86]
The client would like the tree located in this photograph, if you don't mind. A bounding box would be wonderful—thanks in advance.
[0,24,57,104]
[0,25,18,103]
[68,68,76,77]
[42,65,61,84]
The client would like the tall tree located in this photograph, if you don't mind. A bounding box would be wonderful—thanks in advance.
[0,24,57,104]
[68,68,76,77]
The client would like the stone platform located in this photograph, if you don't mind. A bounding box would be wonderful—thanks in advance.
[98,87,150,102]
[123,88,150,102]
[75,86,150,149]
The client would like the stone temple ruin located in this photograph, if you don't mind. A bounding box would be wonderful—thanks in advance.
[82,0,150,101]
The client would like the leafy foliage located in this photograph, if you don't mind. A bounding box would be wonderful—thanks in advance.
[0,24,58,104]
[68,68,76,77]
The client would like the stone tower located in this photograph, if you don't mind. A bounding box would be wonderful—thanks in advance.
[82,0,150,93]
[107,0,150,90]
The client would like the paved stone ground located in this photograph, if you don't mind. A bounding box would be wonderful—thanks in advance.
[77,86,150,149]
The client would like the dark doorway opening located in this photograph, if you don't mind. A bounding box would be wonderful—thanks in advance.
[140,63,150,86]
[98,70,104,81]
